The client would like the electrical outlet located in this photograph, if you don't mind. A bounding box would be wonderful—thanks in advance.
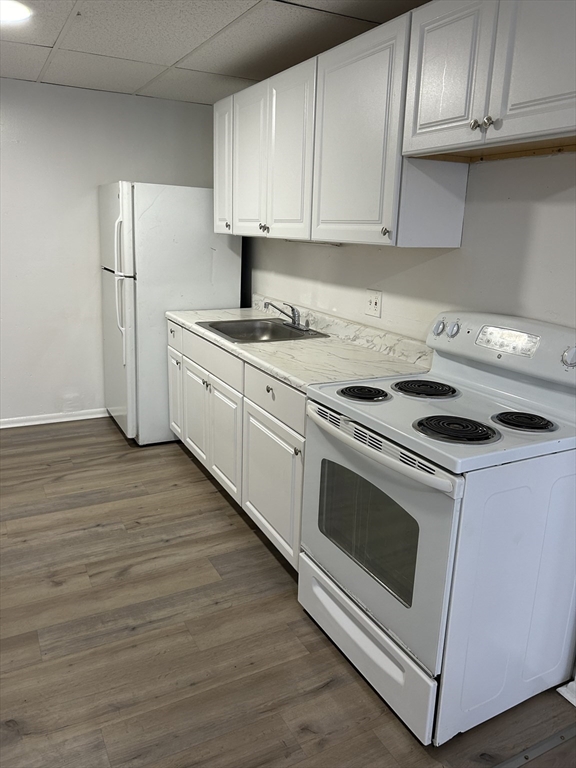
[365,289,382,317]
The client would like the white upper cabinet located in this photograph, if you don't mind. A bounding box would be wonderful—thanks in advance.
[487,0,576,144]
[231,60,316,239]
[213,96,234,234]
[312,18,409,244]
[266,58,316,240]
[403,0,498,154]
[311,17,468,247]
[404,0,576,155]
[233,81,269,237]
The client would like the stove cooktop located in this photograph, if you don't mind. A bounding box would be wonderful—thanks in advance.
[307,372,576,474]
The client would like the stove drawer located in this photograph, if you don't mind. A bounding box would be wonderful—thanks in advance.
[298,553,437,746]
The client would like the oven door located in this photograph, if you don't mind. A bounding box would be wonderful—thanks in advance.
[301,402,464,676]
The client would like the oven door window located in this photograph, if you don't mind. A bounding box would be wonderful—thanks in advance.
[319,459,419,607]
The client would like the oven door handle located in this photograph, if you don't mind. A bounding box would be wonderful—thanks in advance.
[307,405,455,495]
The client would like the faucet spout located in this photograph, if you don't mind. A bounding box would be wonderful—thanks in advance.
[264,301,301,328]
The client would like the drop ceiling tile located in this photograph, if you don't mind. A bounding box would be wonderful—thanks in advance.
[0,0,75,46]
[42,50,166,94]
[287,0,427,24]
[0,41,50,81]
[177,0,375,81]
[138,68,257,105]
[59,0,260,66]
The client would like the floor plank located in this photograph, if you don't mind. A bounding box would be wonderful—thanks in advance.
[0,631,41,673]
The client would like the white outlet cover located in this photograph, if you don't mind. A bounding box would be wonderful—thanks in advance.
[366,289,382,317]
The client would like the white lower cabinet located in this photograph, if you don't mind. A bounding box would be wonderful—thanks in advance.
[168,326,306,566]
[242,399,304,570]
[167,346,183,438]
[182,356,210,465]
[208,375,243,502]
[182,355,243,504]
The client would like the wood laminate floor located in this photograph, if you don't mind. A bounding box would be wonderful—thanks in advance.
[0,418,574,768]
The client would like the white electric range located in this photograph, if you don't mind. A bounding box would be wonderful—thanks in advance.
[298,312,576,746]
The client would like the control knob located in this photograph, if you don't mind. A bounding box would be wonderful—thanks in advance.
[446,321,461,339]
[433,319,445,336]
[561,346,576,367]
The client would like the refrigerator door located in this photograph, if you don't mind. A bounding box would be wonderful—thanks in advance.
[98,182,135,276]
[132,184,241,445]
[101,268,137,438]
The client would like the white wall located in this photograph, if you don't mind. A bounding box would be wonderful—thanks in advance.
[0,78,213,426]
[251,153,576,340]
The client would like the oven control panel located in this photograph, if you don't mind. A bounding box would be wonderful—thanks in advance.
[427,312,576,387]
[475,326,540,357]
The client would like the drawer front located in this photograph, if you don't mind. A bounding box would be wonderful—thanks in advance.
[167,321,183,352]
[299,553,437,746]
[183,331,243,392]
[244,365,305,435]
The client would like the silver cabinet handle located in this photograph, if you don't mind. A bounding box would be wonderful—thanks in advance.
[470,118,480,130]
[294,447,301,456]
[259,223,264,231]
[265,385,273,394]
[225,221,231,230]
[176,360,180,368]
[265,225,270,233]
[381,227,390,237]
[482,115,494,128]
[170,328,175,336]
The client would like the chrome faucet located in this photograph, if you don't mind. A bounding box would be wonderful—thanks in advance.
[264,301,301,328]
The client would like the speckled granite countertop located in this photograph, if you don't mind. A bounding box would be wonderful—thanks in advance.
[166,307,430,393]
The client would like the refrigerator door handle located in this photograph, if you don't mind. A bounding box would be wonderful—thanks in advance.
[115,274,126,366]
[114,215,122,274]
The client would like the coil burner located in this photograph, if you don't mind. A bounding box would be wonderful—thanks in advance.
[415,415,500,444]
[337,385,390,402]
[493,412,556,432]
[392,380,458,398]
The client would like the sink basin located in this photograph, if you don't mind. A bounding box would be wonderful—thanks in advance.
[196,318,328,343]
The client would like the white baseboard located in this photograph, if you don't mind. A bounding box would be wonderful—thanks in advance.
[0,409,109,429]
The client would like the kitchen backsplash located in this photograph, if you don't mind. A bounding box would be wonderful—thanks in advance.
[253,294,432,367]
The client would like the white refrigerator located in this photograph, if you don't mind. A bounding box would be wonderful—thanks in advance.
[99,181,241,445]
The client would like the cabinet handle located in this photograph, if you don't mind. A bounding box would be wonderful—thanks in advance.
[381,227,390,237]
[176,361,180,368]
[170,328,175,336]
[294,447,301,456]
[265,225,270,233]
[469,118,480,130]
[265,385,273,394]
[259,223,264,231]
[482,115,494,129]
[225,222,231,230]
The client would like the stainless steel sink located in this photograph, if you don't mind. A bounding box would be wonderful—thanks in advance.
[196,318,328,343]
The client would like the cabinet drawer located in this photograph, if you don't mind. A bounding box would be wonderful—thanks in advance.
[167,321,182,352]
[299,553,437,746]
[183,331,243,392]
[244,365,305,435]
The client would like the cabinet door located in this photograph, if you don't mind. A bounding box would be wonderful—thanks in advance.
[311,17,409,244]
[182,357,210,465]
[213,96,234,234]
[208,375,243,504]
[167,347,183,438]
[233,81,268,236]
[487,0,576,144]
[403,0,499,155]
[242,400,304,569]
[266,59,316,240]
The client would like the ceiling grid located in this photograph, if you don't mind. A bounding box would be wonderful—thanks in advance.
[0,0,426,104]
